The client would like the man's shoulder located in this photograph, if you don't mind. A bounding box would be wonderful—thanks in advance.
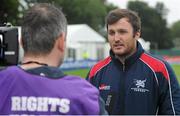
[140,52,171,80]
[140,52,166,65]
[88,56,111,78]
[65,75,95,86]
[64,75,99,94]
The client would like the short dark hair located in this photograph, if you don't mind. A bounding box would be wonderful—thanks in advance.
[106,9,141,34]
[22,3,67,56]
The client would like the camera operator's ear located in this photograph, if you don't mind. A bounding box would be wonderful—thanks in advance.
[57,32,66,52]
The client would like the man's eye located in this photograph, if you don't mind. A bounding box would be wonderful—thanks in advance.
[118,30,127,34]
[108,31,115,36]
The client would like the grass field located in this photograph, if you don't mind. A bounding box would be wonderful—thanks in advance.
[64,64,180,83]
[172,64,180,83]
[64,68,89,78]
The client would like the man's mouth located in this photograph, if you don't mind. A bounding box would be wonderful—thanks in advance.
[113,44,124,48]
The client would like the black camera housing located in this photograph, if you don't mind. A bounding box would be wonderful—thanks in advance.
[0,27,19,66]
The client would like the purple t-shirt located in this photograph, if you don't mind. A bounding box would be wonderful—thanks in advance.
[0,66,99,115]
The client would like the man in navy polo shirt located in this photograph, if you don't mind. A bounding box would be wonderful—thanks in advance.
[87,8,180,115]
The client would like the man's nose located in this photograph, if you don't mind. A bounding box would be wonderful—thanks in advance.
[114,32,120,41]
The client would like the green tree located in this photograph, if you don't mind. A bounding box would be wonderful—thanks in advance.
[171,20,180,38]
[58,0,107,31]
[23,0,117,35]
[0,0,21,25]
[127,1,173,49]
[170,20,180,48]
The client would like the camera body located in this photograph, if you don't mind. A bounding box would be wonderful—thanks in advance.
[0,27,19,66]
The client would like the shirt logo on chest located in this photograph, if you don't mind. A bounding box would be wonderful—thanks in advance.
[99,84,111,90]
[131,79,149,92]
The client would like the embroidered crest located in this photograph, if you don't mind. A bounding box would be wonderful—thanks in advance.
[131,79,149,92]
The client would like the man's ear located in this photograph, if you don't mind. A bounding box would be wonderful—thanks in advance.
[57,32,66,52]
[135,31,141,40]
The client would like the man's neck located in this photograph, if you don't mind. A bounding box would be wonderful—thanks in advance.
[115,55,126,64]
[115,48,137,64]
[20,55,59,69]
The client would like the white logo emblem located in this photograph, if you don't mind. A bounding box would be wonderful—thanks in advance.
[131,79,149,92]
[135,79,146,88]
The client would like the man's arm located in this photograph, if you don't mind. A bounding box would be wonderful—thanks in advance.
[158,62,180,115]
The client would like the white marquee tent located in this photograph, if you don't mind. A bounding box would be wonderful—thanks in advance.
[65,24,106,61]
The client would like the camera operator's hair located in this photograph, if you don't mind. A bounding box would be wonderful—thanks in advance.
[105,9,141,34]
[22,3,67,55]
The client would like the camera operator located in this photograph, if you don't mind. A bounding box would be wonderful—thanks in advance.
[0,3,107,115]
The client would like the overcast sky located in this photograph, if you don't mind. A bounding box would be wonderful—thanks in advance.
[107,0,180,26]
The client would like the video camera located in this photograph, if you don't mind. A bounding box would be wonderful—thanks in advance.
[0,26,19,67]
